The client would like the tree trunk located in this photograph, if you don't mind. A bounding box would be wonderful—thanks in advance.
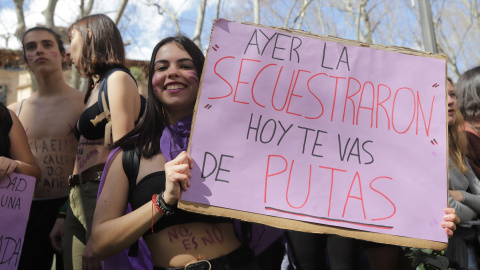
[192,0,207,48]
[13,0,39,92]
[291,0,313,29]
[42,0,58,28]
[215,0,221,20]
[254,0,260,24]
[114,0,129,25]
[314,0,326,34]
[284,0,298,28]
[13,0,26,41]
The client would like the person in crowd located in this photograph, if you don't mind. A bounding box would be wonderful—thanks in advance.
[90,35,261,270]
[445,77,480,269]
[8,26,83,270]
[0,103,40,180]
[51,14,143,270]
[456,67,480,179]
[286,80,461,270]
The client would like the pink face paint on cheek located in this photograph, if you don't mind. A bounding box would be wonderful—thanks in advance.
[152,73,163,96]
[49,52,59,58]
[152,73,162,88]
[26,53,34,62]
[187,71,199,83]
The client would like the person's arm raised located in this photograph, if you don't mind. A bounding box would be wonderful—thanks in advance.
[1,109,41,180]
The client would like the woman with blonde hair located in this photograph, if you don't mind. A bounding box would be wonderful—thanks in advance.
[445,77,480,269]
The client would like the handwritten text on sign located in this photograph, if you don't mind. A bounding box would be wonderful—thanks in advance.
[186,19,447,243]
[0,173,35,269]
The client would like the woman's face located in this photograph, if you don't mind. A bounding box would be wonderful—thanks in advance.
[152,42,199,117]
[447,80,458,125]
[67,29,83,70]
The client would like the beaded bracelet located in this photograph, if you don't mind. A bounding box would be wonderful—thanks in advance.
[159,192,176,209]
[156,192,175,216]
[151,194,165,234]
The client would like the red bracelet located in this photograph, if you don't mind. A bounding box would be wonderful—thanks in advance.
[151,194,165,234]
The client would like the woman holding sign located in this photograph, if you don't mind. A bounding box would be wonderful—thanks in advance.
[91,35,260,269]
[444,77,480,269]
[286,78,461,270]
[0,103,40,181]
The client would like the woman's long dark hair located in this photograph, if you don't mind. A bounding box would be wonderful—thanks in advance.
[112,35,205,159]
[68,14,128,103]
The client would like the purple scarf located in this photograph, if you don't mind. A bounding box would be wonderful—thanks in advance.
[159,115,192,162]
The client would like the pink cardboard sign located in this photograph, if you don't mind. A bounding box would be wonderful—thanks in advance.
[0,173,35,269]
[185,19,447,244]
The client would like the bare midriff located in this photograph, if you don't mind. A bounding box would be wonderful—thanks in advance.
[145,222,241,268]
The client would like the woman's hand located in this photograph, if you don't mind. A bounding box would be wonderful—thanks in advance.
[163,151,193,205]
[49,218,65,253]
[442,207,460,237]
[0,157,19,180]
[448,190,464,202]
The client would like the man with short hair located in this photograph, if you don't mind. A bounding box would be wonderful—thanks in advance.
[9,27,84,270]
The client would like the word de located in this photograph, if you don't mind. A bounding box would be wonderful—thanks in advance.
[201,152,235,183]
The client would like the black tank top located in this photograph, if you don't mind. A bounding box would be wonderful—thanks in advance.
[0,104,12,157]
[74,103,106,141]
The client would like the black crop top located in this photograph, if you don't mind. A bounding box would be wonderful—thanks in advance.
[0,104,12,157]
[74,103,106,141]
[129,171,231,235]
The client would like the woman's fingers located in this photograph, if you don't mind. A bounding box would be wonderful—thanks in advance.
[444,208,460,224]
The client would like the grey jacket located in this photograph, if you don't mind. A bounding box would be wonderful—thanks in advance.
[448,158,480,226]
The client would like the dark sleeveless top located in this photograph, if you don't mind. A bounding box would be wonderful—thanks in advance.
[74,103,106,141]
[0,104,12,157]
[129,170,232,235]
